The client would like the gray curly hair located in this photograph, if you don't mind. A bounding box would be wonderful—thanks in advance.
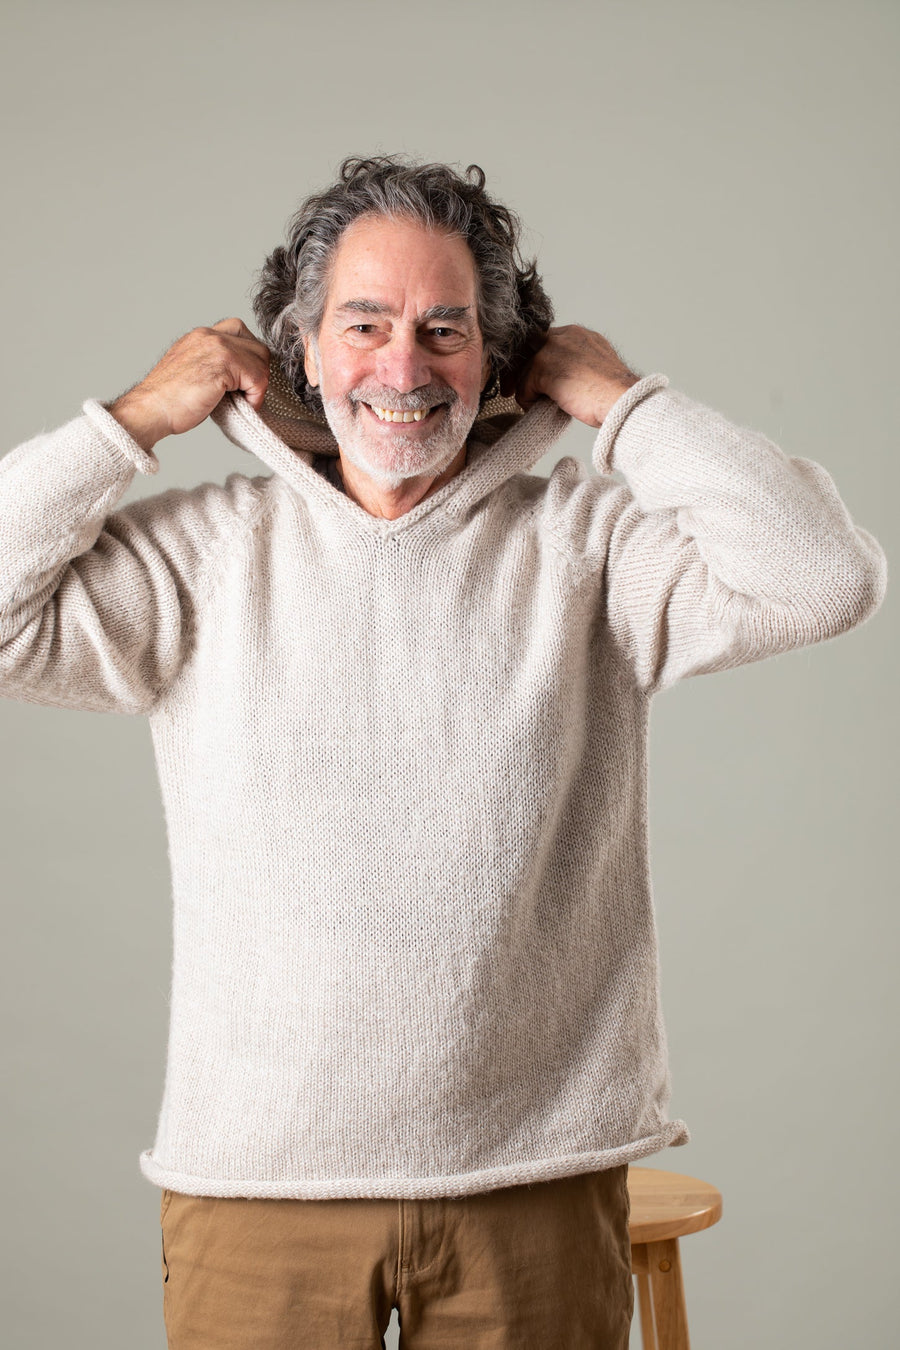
[251,154,554,414]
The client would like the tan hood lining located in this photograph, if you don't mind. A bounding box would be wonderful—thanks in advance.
[258,357,526,455]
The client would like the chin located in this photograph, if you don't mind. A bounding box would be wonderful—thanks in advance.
[341,436,461,486]
[321,398,477,487]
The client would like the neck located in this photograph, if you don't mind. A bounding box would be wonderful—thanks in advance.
[335,442,468,519]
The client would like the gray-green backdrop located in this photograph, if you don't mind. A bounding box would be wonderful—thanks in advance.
[1,1,896,1346]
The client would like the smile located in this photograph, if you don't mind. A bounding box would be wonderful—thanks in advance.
[362,402,441,424]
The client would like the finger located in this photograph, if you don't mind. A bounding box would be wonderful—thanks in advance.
[242,368,269,410]
[211,317,258,340]
[507,328,551,403]
[211,318,272,376]
[514,367,539,411]
[514,344,549,410]
[225,352,270,410]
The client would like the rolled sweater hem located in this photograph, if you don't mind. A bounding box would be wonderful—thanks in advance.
[138,1121,690,1200]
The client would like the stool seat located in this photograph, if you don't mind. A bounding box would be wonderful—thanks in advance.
[626,1166,723,1350]
[628,1166,722,1242]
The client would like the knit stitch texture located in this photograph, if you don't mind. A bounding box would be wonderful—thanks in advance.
[0,372,887,1198]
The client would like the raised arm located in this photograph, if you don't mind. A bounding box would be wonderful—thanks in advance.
[0,320,271,715]
[519,325,888,696]
[108,317,270,453]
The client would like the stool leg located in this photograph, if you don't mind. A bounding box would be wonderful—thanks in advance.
[636,1269,657,1350]
[646,1238,690,1350]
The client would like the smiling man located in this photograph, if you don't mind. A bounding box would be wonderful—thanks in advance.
[303,214,492,511]
[0,155,887,1349]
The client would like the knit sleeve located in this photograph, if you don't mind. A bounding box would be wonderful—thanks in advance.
[0,399,256,716]
[590,376,888,697]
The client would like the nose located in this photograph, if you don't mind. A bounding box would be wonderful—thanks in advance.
[374,330,431,394]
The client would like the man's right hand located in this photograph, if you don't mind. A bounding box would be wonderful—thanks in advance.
[108,318,272,453]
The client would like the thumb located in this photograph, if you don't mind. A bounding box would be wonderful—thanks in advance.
[211,316,257,340]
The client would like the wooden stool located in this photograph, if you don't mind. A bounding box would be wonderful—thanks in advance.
[627,1166,723,1350]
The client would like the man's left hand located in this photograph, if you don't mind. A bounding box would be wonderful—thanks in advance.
[502,325,641,428]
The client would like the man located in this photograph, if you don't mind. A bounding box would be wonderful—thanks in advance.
[0,155,887,1348]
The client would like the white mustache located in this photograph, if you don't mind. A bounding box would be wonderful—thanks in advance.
[349,387,458,412]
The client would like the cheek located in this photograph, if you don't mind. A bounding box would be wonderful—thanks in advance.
[455,354,490,402]
[323,350,376,399]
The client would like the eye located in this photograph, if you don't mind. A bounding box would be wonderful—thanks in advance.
[430,327,456,338]
[351,324,376,334]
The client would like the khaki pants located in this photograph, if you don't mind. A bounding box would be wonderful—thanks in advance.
[160,1164,633,1348]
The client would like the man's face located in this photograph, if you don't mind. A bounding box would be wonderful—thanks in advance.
[303,213,492,488]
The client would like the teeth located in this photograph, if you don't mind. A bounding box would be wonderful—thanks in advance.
[370,405,432,422]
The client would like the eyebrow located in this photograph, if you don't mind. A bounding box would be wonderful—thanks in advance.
[334,300,475,324]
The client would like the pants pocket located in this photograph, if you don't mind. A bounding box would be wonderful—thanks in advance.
[160,1187,174,1222]
[160,1189,174,1285]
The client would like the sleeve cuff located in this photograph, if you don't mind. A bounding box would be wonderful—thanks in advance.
[591,373,670,475]
[82,398,161,476]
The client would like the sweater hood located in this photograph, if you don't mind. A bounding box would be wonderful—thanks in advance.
[209,356,572,523]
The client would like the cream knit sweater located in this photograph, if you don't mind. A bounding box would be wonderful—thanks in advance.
[0,369,887,1199]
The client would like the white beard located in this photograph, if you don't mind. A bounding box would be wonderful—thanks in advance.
[309,338,482,490]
